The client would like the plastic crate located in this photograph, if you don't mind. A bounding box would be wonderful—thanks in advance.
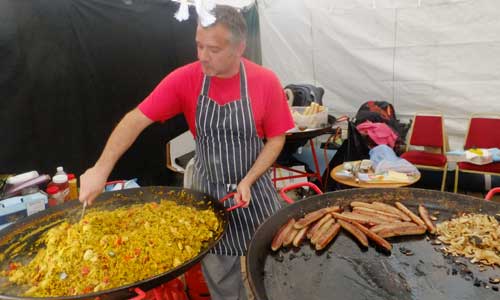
[184,263,209,295]
[188,290,211,300]
[134,279,188,300]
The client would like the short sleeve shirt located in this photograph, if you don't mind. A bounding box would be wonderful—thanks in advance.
[138,58,294,138]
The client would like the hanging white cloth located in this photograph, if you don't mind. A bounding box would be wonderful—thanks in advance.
[174,0,216,26]
[174,0,190,22]
[195,0,216,27]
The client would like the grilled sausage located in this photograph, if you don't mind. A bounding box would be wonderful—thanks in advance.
[331,212,389,226]
[283,227,300,247]
[311,218,335,245]
[370,222,417,234]
[353,205,405,220]
[350,221,392,251]
[352,207,403,223]
[271,218,296,251]
[377,225,427,238]
[292,226,309,247]
[371,202,412,221]
[338,219,368,247]
[350,201,376,209]
[394,202,426,226]
[307,214,332,239]
[294,206,340,229]
[418,204,436,234]
[315,223,341,251]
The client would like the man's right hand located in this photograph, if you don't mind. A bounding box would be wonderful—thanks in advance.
[78,108,153,205]
[79,166,109,205]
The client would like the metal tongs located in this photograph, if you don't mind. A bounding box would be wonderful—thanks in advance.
[80,200,87,221]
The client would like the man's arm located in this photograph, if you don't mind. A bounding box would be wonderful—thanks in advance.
[79,108,153,205]
[235,134,286,206]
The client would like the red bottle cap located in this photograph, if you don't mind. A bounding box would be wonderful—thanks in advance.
[68,173,76,180]
[46,186,60,194]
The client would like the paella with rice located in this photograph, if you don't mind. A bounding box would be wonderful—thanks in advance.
[0,199,222,297]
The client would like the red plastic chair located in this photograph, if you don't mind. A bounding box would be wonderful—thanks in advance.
[454,114,500,193]
[401,113,448,191]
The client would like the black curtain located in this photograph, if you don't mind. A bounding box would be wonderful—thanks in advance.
[0,0,261,185]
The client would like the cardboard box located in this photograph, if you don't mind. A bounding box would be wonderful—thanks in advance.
[0,192,48,227]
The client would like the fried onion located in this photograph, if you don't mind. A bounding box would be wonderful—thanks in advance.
[436,213,500,266]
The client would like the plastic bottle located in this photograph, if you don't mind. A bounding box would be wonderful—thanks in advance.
[46,186,62,206]
[67,173,78,200]
[55,166,67,177]
[52,174,70,202]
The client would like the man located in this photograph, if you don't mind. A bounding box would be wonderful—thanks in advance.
[79,5,294,300]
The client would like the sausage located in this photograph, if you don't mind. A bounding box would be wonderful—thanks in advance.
[283,227,300,247]
[294,206,340,229]
[370,222,417,234]
[352,207,403,223]
[394,202,426,226]
[371,202,412,222]
[337,219,368,247]
[350,201,376,209]
[350,221,392,251]
[353,205,406,220]
[331,212,389,226]
[292,226,309,247]
[311,218,336,245]
[315,223,341,251]
[325,206,342,214]
[271,218,296,251]
[377,225,427,238]
[307,214,332,239]
[418,204,436,234]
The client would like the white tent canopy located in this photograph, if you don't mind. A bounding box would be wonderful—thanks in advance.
[258,0,500,150]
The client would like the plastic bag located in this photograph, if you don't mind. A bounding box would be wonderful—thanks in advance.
[369,145,419,175]
[375,160,420,175]
[369,145,398,168]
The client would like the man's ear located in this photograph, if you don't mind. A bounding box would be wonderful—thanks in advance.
[237,40,246,56]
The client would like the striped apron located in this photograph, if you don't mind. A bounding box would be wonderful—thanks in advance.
[192,63,282,256]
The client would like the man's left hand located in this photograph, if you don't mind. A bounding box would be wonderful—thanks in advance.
[235,180,252,208]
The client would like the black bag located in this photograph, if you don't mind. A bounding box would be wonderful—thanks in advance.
[353,101,408,154]
[354,101,398,131]
[284,84,324,106]
[321,121,370,191]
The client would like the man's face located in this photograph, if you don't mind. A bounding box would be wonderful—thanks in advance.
[196,23,245,78]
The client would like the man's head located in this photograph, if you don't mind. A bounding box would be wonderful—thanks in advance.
[196,5,247,77]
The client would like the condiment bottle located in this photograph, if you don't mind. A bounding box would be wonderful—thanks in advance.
[52,174,70,202]
[46,186,62,206]
[67,173,78,200]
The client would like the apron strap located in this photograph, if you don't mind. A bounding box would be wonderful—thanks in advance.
[239,62,248,101]
[201,74,211,96]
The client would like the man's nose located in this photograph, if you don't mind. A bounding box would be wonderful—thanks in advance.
[198,48,209,62]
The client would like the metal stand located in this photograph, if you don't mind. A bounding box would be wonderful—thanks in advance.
[272,139,323,188]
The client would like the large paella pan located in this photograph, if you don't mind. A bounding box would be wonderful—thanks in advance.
[247,186,499,300]
[0,186,231,300]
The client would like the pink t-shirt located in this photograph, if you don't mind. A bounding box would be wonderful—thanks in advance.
[138,58,294,138]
